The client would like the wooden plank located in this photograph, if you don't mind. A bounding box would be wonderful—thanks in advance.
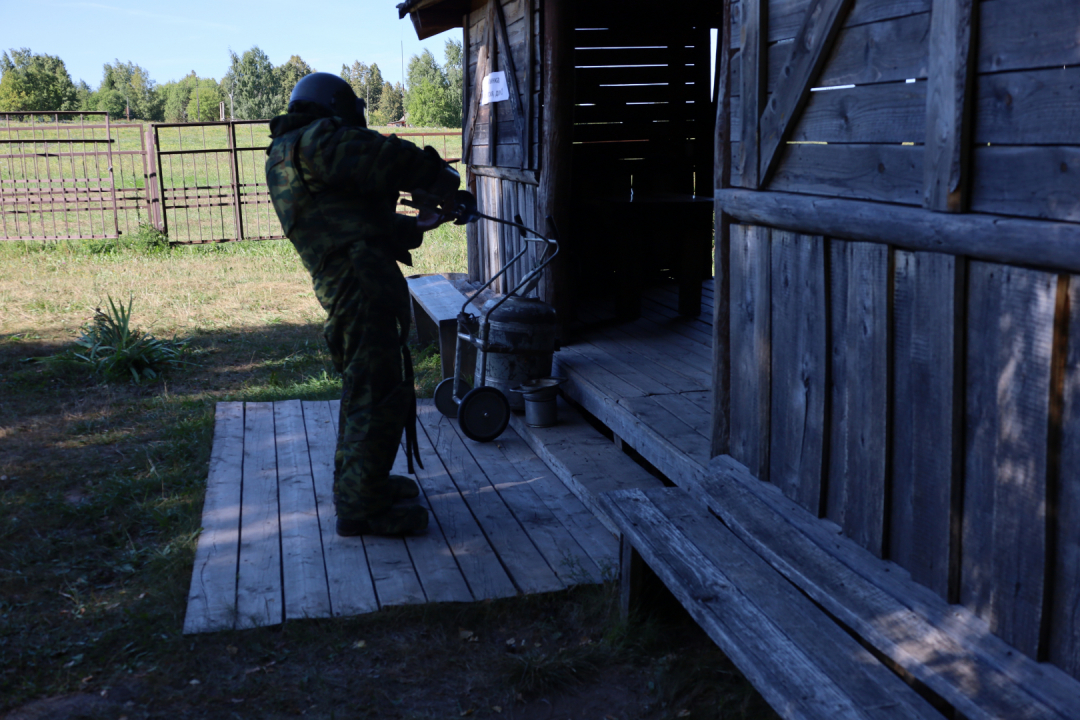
[890,251,963,599]
[408,274,465,380]
[184,402,244,634]
[574,46,676,66]
[1051,274,1080,680]
[492,430,619,577]
[703,455,1080,720]
[733,13,932,93]
[729,224,771,480]
[555,342,648,402]
[572,312,712,391]
[444,422,600,586]
[738,0,765,188]
[391,441,473,605]
[962,261,1057,658]
[789,82,925,144]
[574,65,680,89]
[599,487,941,720]
[979,0,1080,74]
[715,189,1080,274]
[486,0,499,167]
[640,298,714,345]
[304,400,378,617]
[731,0,930,46]
[618,395,712,469]
[584,300,712,367]
[768,231,827,514]
[826,241,890,557]
[469,164,538,185]
[975,66,1080,145]
[769,143,924,206]
[235,402,283,629]
[523,0,533,168]
[653,390,712,440]
[493,0,527,168]
[970,145,1080,224]
[411,404,518,600]
[758,0,856,185]
[564,331,695,396]
[505,394,662,533]
[711,203,729,459]
[609,306,713,363]
[274,400,331,621]
[419,404,561,595]
[463,32,491,167]
[923,0,977,212]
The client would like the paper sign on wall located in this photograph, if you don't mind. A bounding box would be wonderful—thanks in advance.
[480,71,509,105]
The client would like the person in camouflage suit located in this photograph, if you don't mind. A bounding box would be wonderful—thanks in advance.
[265,73,459,536]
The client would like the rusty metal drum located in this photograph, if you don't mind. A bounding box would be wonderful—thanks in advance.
[474,295,557,412]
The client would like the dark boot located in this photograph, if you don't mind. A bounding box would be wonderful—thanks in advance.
[336,505,429,537]
[390,474,420,500]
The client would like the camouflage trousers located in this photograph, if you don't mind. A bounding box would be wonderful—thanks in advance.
[317,241,419,521]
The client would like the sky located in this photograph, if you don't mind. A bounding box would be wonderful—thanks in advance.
[1,0,463,88]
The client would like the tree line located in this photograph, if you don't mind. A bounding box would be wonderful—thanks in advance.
[0,40,463,127]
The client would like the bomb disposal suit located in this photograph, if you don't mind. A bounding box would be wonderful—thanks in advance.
[265,72,459,536]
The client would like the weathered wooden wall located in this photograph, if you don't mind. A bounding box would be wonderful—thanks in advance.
[464,0,543,294]
[714,0,1080,678]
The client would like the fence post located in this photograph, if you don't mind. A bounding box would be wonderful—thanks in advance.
[227,122,245,241]
[105,114,120,237]
[152,125,168,237]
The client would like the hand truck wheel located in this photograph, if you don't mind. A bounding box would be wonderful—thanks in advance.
[458,386,510,442]
[434,377,470,418]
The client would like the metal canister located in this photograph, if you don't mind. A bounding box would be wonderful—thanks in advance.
[475,296,557,411]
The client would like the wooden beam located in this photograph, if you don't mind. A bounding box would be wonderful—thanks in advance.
[493,0,528,169]
[712,0,733,457]
[738,0,766,188]
[537,0,573,320]
[923,0,978,212]
[524,0,534,169]
[487,0,498,167]
[470,164,539,185]
[716,189,1080,273]
[757,0,855,186]
[462,22,490,167]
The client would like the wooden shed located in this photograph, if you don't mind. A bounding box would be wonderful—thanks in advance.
[398,0,1080,715]
[400,0,721,320]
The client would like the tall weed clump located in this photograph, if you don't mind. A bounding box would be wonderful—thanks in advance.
[73,295,188,381]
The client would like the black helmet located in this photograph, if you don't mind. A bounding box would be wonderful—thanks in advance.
[288,72,366,126]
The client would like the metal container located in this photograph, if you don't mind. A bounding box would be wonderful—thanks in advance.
[512,377,566,428]
[475,296,557,411]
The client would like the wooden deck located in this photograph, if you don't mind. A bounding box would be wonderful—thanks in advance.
[557,280,715,490]
[183,399,618,634]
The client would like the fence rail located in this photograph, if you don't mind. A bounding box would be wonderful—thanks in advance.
[1,116,462,244]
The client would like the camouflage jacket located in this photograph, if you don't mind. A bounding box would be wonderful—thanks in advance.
[265,112,448,276]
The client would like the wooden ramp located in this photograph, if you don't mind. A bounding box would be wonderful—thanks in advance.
[184,399,618,634]
[556,280,714,489]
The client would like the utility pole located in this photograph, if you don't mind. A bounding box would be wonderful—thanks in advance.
[193,70,200,121]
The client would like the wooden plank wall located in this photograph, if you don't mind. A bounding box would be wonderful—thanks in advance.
[716,0,1080,677]
[465,0,542,293]
[726,0,1080,220]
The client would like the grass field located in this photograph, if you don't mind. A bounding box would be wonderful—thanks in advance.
[0,231,773,719]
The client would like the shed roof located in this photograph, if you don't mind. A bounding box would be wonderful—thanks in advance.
[396,0,469,39]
